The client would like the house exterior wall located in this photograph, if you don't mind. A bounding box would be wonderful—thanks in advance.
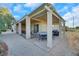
[31,21,39,33]
[21,24,26,31]
[16,18,60,34]
[52,25,59,31]
[31,19,47,33]
[31,18,60,33]
[21,24,26,34]
[39,19,47,32]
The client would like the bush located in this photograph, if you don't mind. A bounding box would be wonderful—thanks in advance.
[0,42,8,56]
[1,30,6,32]
[0,32,1,34]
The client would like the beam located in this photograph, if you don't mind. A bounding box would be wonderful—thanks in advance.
[32,12,47,19]
[31,18,41,22]
[45,6,63,21]
[30,9,45,18]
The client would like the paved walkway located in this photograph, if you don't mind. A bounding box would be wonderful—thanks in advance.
[1,33,47,56]
[1,33,75,56]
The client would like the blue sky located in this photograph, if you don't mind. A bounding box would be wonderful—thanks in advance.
[0,3,79,27]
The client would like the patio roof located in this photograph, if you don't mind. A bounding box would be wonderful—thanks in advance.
[17,3,65,23]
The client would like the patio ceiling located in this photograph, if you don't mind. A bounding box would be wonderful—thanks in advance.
[31,9,59,24]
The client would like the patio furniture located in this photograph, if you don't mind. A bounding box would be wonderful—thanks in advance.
[38,32,47,40]
[38,30,59,40]
[22,30,26,34]
[52,30,59,36]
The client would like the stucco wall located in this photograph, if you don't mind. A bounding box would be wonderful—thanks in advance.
[52,25,59,31]
[21,24,26,32]
[39,20,47,32]
[16,18,60,34]
[31,21,39,33]
[31,19,60,33]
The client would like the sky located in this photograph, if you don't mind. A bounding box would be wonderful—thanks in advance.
[0,3,79,27]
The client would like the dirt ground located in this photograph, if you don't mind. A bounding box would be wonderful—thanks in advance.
[66,31,79,55]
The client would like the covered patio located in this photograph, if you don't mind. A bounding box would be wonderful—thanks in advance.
[16,3,65,48]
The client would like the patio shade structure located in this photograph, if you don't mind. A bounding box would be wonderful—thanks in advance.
[16,3,65,48]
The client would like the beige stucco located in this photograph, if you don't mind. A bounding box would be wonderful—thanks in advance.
[16,14,60,34]
[31,19,47,33]
[21,20,26,33]
[16,16,61,35]
[31,14,60,33]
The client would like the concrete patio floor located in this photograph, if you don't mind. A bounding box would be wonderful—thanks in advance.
[1,33,76,56]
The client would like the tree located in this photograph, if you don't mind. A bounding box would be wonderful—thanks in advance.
[0,7,15,55]
[76,26,79,29]
[0,7,16,33]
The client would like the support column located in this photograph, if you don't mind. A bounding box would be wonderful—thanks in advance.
[63,21,65,37]
[63,21,65,31]
[26,16,31,39]
[60,21,64,34]
[59,20,65,39]
[18,22,21,35]
[47,11,53,48]
[59,20,62,33]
